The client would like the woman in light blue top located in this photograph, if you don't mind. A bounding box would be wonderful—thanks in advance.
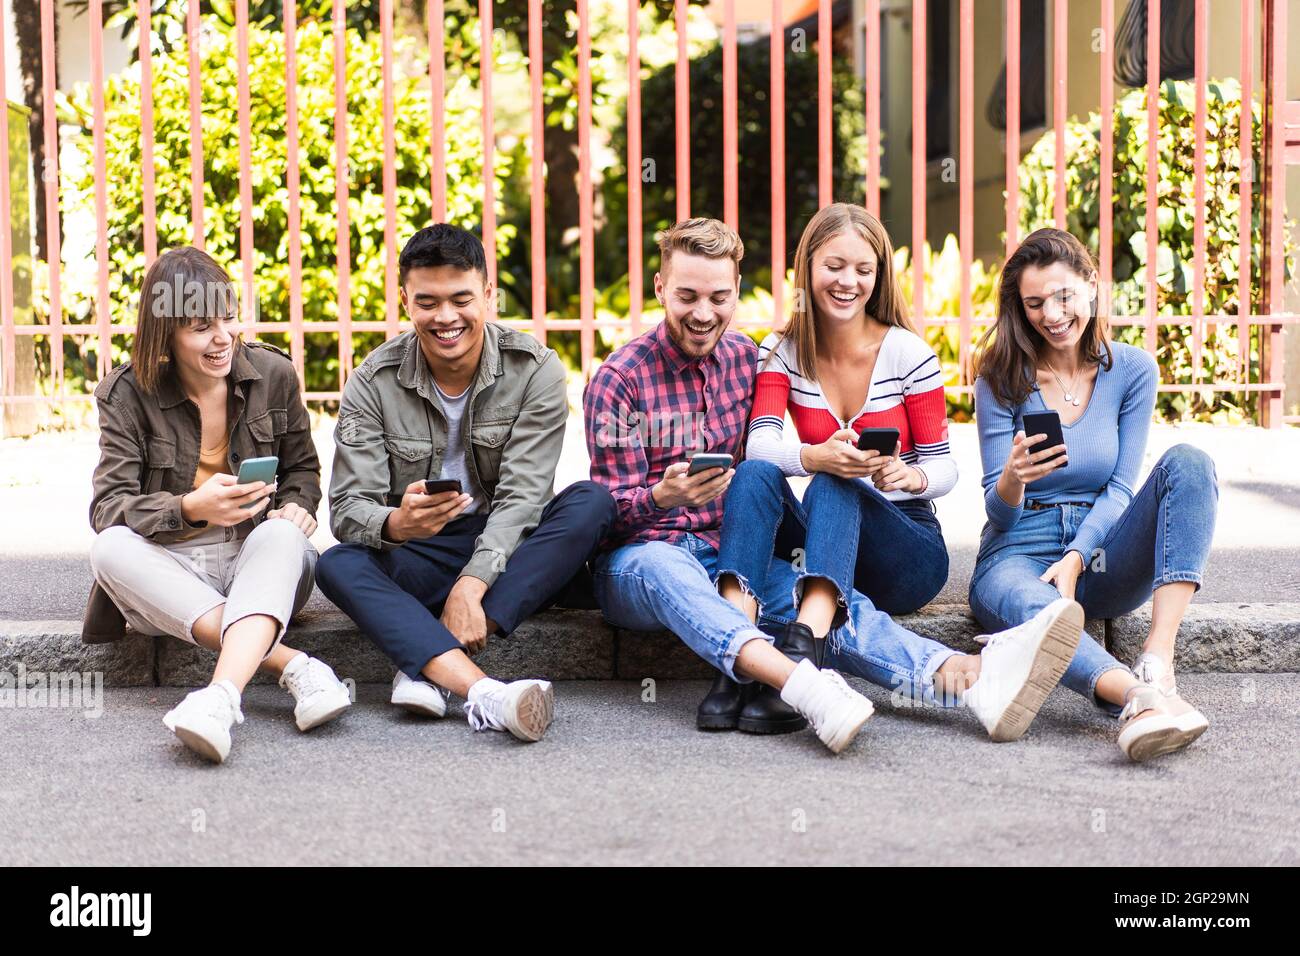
[970,228,1217,762]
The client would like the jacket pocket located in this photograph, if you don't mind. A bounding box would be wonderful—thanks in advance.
[469,421,510,485]
[383,435,433,504]
[144,436,176,493]
[247,408,288,451]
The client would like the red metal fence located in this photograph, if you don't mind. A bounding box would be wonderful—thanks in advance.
[0,0,1295,423]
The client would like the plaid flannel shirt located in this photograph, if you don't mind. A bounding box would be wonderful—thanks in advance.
[583,321,758,549]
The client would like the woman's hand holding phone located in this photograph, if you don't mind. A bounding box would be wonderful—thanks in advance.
[801,429,878,478]
[181,472,276,527]
[870,441,927,494]
[1004,429,1069,486]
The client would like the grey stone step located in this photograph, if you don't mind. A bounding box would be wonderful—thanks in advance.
[4,603,1297,687]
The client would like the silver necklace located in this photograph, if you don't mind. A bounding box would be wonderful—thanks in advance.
[1046,363,1082,407]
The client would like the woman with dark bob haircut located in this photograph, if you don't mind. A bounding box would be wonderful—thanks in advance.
[85,246,351,763]
[970,227,1217,762]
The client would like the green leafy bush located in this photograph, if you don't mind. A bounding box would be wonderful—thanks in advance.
[1017,79,1295,422]
[56,11,516,394]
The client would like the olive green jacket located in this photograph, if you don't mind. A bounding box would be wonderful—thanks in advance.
[329,323,568,587]
[84,340,321,641]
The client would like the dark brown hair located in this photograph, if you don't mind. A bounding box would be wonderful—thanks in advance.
[774,203,913,381]
[132,246,239,393]
[973,227,1113,408]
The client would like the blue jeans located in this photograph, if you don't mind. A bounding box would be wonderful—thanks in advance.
[593,534,961,704]
[969,444,1218,712]
[717,460,948,624]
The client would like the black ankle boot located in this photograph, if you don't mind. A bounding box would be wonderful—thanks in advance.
[737,623,820,734]
[696,671,750,730]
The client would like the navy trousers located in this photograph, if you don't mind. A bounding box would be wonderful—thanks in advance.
[316,481,615,678]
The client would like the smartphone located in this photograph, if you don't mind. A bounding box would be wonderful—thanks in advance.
[424,478,463,496]
[1022,411,1067,469]
[687,453,734,476]
[856,427,900,457]
[235,456,279,508]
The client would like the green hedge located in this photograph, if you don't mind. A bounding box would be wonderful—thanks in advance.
[56,12,516,395]
[1018,78,1296,423]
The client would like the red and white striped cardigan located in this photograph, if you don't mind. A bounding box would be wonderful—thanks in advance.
[746,326,958,502]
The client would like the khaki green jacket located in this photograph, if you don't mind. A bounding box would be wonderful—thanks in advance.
[83,340,321,641]
[329,323,568,587]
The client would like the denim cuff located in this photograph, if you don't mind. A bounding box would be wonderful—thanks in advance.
[722,627,774,683]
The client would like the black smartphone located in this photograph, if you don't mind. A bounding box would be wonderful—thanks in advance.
[1022,411,1067,469]
[856,427,900,457]
[424,478,463,496]
[687,453,734,476]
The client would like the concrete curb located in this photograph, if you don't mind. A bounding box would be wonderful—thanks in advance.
[4,603,1297,686]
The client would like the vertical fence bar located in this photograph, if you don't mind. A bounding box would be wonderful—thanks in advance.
[818,0,832,208]
[770,0,785,323]
[236,0,255,325]
[911,0,926,333]
[0,5,12,401]
[429,0,447,221]
[1236,0,1252,387]
[1005,0,1020,257]
[723,0,738,230]
[1099,0,1113,320]
[1261,0,1286,426]
[1191,0,1206,384]
[381,0,399,338]
[1143,0,1159,355]
[1053,0,1067,229]
[187,0,205,249]
[530,0,547,340]
[41,0,63,393]
[284,0,305,385]
[480,0,497,287]
[138,0,156,265]
[627,0,643,336]
[332,0,353,382]
[866,0,881,217]
[675,0,690,221]
[578,0,594,375]
[91,0,110,377]
[959,0,973,382]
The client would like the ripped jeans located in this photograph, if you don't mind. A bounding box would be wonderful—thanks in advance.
[595,534,961,705]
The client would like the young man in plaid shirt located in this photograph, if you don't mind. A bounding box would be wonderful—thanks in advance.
[582,219,877,754]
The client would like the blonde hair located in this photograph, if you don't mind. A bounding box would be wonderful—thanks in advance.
[657,218,744,277]
[779,202,913,381]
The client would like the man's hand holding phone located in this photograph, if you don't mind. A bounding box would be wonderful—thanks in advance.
[181,473,276,527]
[652,460,734,510]
[383,480,472,543]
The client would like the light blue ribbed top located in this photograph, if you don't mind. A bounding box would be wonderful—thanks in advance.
[974,341,1158,561]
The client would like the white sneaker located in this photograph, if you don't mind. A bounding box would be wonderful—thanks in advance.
[463,678,554,741]
[779,659,874,754]
[1132,652,1178,695]
[1118,684,1208,762]
[962,598,1083,742]
[391,670,447,718]
[162,680,244,763]
[279,653,352,731]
